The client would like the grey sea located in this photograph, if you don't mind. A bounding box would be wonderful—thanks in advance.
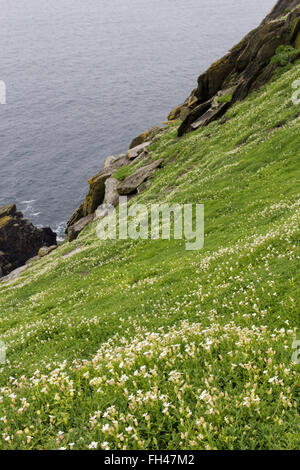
[0,0,275,238]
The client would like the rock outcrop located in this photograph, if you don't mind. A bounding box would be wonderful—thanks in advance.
[169,0,300,136]
[66,139,165,239]
[0,204,57,277]
[67,213,95,242]
[129,126,162,149]
[117,159,164,195]
[38,245,58,258]
[65,1,300,243]
[104,178,120,207]
[66,154,131,231]
[127,142,151,160]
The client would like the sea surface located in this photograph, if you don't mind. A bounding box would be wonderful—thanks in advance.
[0,0,275,239]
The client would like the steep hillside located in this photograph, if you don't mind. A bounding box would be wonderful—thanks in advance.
[0,54,299,449]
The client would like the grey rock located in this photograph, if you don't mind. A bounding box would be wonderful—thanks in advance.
[83,169,115,216]
[67,155,131,228]
[117,159,164,195]
[38,245,58,257]
[127,142,151,160]
[67,213,95,242]
[129,126,161,149]
[109,154,130,170]
[104,178,120,207]
[191,103,230,130]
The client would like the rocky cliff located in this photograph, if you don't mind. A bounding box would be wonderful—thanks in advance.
[66,0,300,242]
[168,0,300,135]
[0,204,57,277]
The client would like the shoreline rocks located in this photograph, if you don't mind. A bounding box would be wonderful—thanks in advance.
[66,135,165,240]
[0,204,57,277]
[66,154,132,230]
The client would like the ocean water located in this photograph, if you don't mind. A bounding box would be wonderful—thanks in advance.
[0,0,275,238]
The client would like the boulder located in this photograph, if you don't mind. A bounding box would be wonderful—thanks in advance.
[0,204,57,277]
[129,133,148,150]
[104,178,120,207]
[129,126,161,149]
[117,159,164,195]
[178,99,213,136]
[127,142,151,160]
[109,154,131,170]
[67,213,95,242]
[83,169,114,216]
[190,102,231,130]
[171,0,300,135]
[104,154,129,170]
[38,245,58,257]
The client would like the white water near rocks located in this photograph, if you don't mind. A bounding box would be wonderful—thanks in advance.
[0,0,275,238]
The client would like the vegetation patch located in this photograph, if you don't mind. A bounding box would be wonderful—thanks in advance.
[270,45,300,66]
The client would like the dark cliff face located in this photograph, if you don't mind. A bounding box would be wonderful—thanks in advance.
[169,0,300,136]
[265,0,299,21]
[0,204,57,277]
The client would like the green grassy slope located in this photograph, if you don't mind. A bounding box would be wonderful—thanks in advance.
[0,62,299,450]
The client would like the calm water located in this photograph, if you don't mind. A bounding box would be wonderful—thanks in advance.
[0,0,275,238]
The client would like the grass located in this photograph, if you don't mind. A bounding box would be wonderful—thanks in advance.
[270,45,300,67]
[216,93,233,104]
[112,164,135,182]
[0,61,299,450]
